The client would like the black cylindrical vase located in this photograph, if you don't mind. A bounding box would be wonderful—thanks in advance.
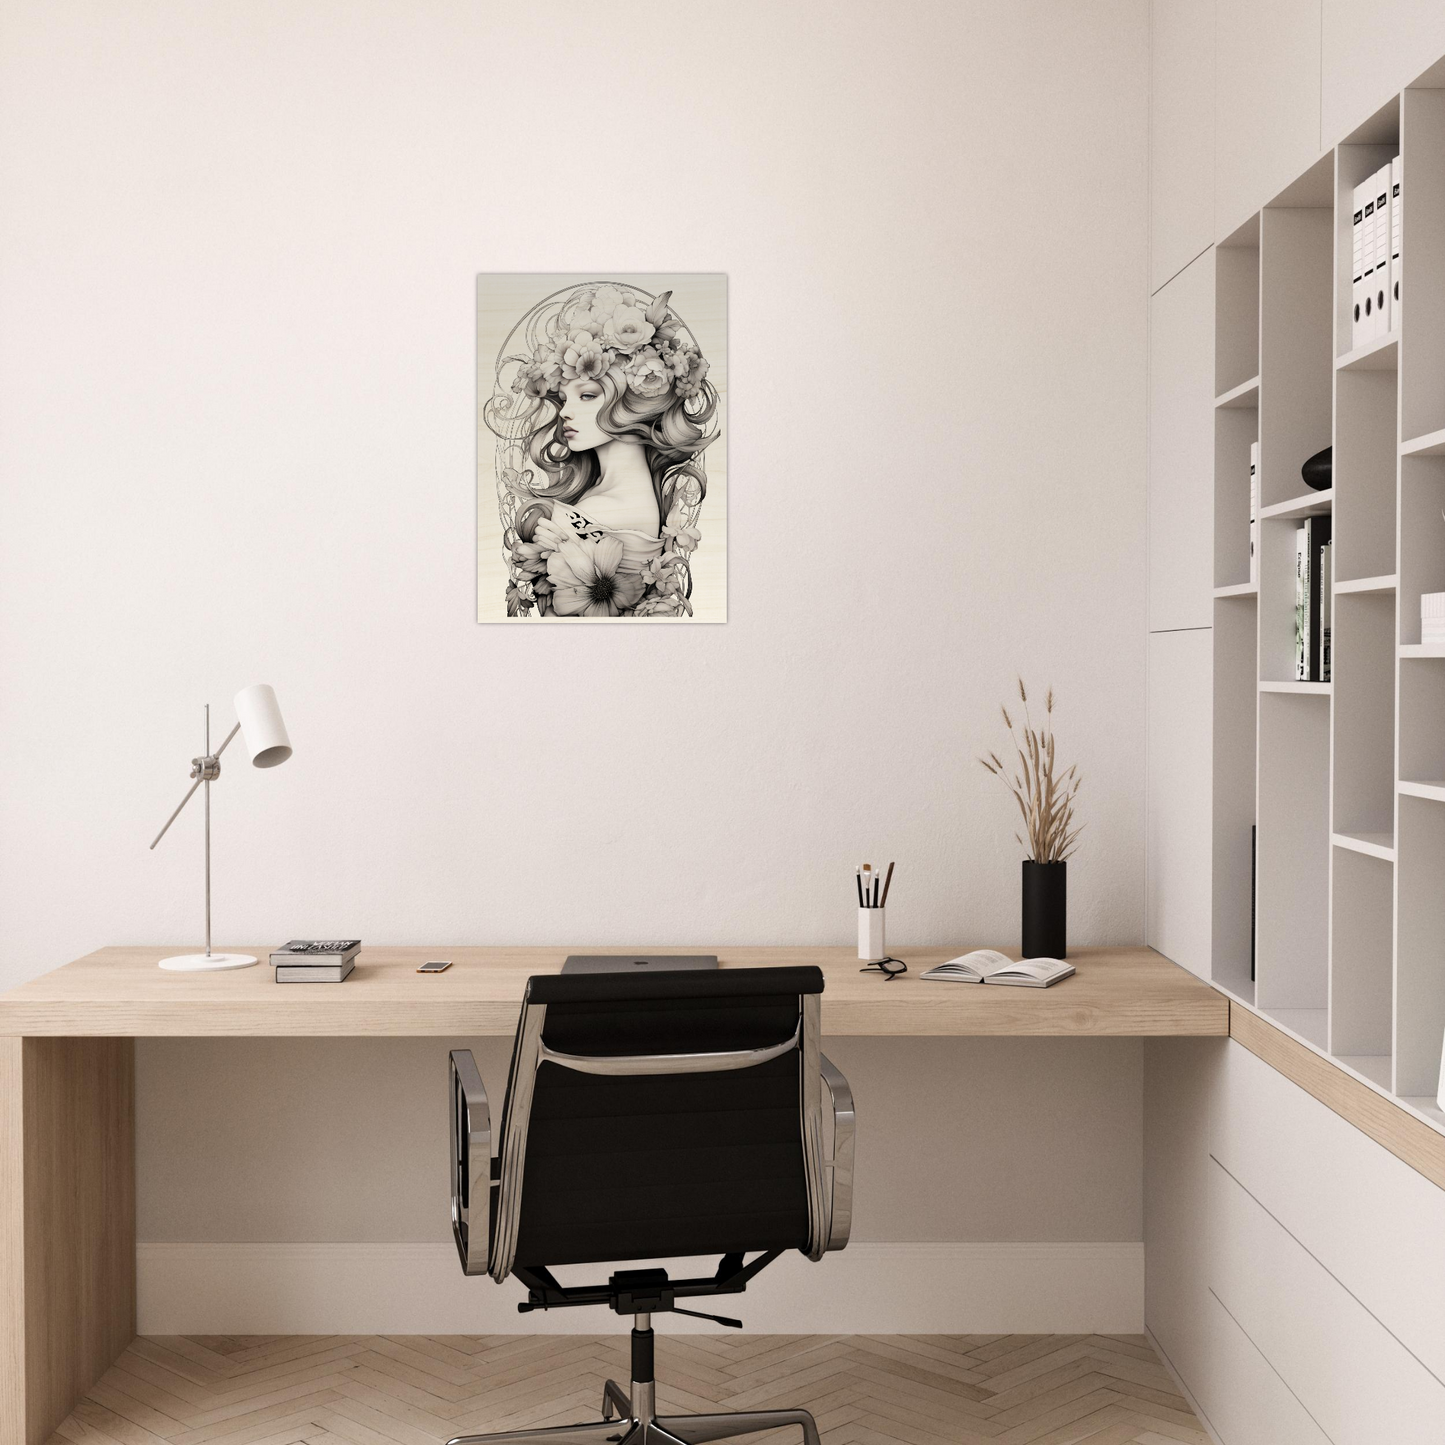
[1022,860,1067,958]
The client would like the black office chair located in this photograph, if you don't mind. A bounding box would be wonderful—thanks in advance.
[446,965,855,1445]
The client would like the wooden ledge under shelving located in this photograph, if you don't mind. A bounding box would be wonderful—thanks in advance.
[1335,573,1396,594]
[1260,488,1333,521]
[1332,829,1396,861]
[1260,679,1331,695]
[1400,643,1445,658]
[1399,780,1445,802]
[1229,1001,1445,1191]
[1214,375,1260,409]
[1335,333,1398,371]
[1213,581,1258,599]
[1401,426,1445,458]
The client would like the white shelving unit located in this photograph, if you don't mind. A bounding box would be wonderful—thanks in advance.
[1212,80,1445,1132]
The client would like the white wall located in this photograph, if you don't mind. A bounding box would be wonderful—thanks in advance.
[0,0,1152,1295]
[0,1,1149,985]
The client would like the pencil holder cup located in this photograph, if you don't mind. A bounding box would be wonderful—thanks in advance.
[858,907,887,962]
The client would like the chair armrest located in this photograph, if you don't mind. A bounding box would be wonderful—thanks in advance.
[819,1052,855,1251]
[449,1049,492,1276]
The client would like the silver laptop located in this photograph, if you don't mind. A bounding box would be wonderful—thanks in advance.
[561,954,719,974]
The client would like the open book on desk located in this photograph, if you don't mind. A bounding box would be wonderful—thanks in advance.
[920,950,1075,988]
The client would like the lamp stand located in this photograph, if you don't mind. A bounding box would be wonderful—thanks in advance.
[155,704,258,972]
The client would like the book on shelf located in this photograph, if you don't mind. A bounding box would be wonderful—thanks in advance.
[1320,538,1332,682]
[276,958,355,984]
[1295,526,1308,679]
[1249,441,1259,584]
[269,939,362,966]
[1293,517,1332,681]
[920,950,1074,988]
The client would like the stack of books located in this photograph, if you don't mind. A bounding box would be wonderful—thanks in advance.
[270,939,361,983]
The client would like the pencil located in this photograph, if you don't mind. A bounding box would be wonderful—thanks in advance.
[880,860,895,907]
[855,870,865,907]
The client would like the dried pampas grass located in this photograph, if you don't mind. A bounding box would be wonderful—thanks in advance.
[980,678,1083,863]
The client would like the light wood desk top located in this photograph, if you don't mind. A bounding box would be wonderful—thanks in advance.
[0,944,1227,1037]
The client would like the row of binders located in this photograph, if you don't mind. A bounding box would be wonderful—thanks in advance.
[1351,158,1401,349]
[1294,517,1332,683]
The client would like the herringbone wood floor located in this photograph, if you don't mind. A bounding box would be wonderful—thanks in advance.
[49,1334,1209,1445]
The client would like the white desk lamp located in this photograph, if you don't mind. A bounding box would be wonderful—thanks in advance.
[149,684,292,972]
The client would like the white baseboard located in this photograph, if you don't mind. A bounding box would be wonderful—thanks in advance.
[137,1241,1143,1335]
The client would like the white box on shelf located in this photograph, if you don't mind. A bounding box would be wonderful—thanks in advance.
[1421,594,1445,641]
[1390,155,1402,333]
[1374,164,1392,340]
[1351,178,1368,349]
[1250,441,1259,585]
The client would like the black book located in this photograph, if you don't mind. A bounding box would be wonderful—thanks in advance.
[1250,824,1257,983]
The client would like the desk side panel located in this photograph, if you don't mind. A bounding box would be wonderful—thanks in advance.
[19,1038,135,1445]
[1,1040,23,1445]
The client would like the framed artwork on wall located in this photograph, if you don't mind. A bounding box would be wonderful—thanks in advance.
[476,273,727,623]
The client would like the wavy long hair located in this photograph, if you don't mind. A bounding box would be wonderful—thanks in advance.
[526,366,718,522]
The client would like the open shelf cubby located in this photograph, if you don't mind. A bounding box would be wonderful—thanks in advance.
[1208,72,1445,1128]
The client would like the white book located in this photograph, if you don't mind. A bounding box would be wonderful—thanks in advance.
[1373,164,1392,341]
[1391,154,1402,332]
[1249,441,1259,585]
[1295,525,1308,680]
[1320,539,1332,683]
[1351,179,1368,349]
[920,950,1075,988]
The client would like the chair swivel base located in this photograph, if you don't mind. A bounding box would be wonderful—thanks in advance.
[445,1377,821,1445]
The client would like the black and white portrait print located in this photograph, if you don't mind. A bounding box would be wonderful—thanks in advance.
[476,274,727,623]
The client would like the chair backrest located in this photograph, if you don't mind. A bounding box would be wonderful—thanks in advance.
[488,965,828,1281]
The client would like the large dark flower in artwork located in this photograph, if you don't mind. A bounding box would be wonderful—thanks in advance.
[546,538,645,618]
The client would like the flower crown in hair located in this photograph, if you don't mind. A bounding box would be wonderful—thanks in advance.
[511,284,709,404]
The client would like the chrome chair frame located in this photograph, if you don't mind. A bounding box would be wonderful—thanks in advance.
[446,985,854,1445]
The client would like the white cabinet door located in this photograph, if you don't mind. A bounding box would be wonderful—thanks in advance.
[1149,251,1215,632]
[1150,0,1215,292]
[1211,1156,1445,1443]
[1322,0,1445,145]
[1214,1039,1445,1384]
[1215,0,1323,237]
[1197,1290,1332,1445]
[1147,628,1213,978]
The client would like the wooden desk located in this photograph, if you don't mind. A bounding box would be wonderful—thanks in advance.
[0,943,1225,1038]
[0,944,1223,1445]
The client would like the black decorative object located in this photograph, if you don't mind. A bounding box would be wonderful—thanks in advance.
[1022,860,1067,959]
[1302,445,1332,491]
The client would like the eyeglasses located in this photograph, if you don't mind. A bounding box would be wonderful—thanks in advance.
[859,957,908,981]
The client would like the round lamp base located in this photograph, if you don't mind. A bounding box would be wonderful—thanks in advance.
[158,952,258,972]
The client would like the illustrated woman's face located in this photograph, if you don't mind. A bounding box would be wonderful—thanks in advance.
[559,378,608,451]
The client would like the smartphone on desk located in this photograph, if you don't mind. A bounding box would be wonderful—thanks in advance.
[417,959,452,973]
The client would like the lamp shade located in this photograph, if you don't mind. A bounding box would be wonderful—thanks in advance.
[233,684,292,768]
